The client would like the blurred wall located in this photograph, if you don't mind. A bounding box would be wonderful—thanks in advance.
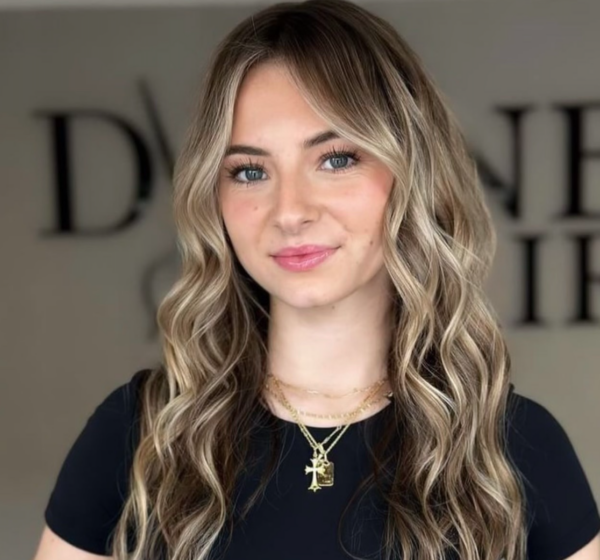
[1,1,599,558]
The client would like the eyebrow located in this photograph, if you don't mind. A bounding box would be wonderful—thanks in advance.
[224,130,341,157]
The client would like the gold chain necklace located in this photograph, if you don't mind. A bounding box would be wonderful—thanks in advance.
[266,375,392,492]
[266,372,387,399]
[265,378,391,419]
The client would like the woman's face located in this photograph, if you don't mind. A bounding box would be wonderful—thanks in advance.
[218,62,394,310]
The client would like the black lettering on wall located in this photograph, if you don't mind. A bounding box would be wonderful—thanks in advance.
[513,234,548,326]
[475,105,534,219]
[554,103,600,219]
[35,110,153,235]
[569,232,600,324]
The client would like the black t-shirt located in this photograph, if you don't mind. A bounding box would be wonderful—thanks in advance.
[44,369,600,559]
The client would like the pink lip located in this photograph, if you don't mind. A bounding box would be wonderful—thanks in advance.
[272,247,338,271]
[273,244,335,257]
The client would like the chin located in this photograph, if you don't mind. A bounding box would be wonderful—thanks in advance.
[270,287,347,310]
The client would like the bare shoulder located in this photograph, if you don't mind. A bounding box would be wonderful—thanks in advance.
[564,532,600,560]
[31,524,112,560]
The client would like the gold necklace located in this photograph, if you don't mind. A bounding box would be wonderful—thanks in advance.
[265,378,391,419]
[267,375,392,492]
[266,372,387,399]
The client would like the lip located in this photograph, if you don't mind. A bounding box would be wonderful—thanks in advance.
[272,244,336,257]
[272,246,338,272]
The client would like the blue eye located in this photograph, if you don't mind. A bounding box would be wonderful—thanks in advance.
[320,149,359,171]
[224,159,267,185]
[224,148,360,186]
[236,167,266,183]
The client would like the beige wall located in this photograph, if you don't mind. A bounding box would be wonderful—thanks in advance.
[1,1,599,558]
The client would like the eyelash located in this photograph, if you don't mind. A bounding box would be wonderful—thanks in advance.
[224,147,361,185]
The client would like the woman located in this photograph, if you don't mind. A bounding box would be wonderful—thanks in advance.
[34,1,600,559]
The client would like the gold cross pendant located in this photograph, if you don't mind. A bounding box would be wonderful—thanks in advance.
[304,455,335,492]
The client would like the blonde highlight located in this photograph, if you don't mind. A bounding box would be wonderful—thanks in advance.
[111,1,528,559]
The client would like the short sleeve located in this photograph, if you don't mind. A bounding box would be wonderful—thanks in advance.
[506,390,600,560]
[44,368,150,555]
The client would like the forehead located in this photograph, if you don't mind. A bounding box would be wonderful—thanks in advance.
[230,62,328,143]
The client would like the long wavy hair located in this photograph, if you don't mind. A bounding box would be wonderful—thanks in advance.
[111,1,527,559]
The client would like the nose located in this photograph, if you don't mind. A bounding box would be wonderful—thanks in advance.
[270,173,319,234]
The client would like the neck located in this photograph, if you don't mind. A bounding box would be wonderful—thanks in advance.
[264,276,394,424]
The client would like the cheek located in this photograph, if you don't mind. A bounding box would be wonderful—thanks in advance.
[364,170,393,229]
[349,174,392,252]
[220,196,264,264]
[222,195,259,235]
[339,177,391,235]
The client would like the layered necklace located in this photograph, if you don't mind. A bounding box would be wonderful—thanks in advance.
[263,372,393,492]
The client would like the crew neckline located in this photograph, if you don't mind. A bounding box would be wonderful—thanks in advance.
[261,397,394,434]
